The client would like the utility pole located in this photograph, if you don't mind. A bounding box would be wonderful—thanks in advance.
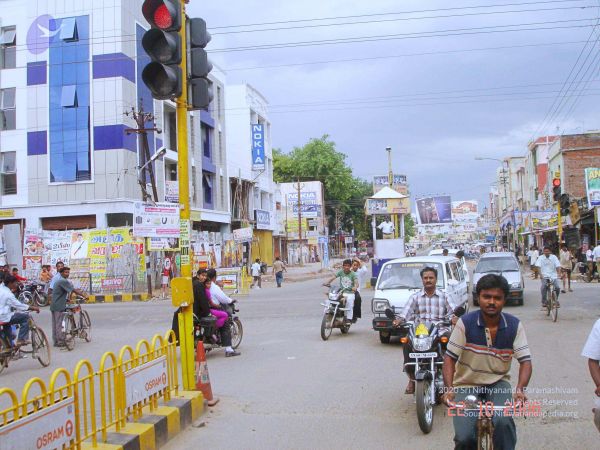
[296,177,304,266]
[386,146,398,238]
[124,105,161,297]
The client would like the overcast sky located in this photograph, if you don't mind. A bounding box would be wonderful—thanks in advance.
[187,0,600,208]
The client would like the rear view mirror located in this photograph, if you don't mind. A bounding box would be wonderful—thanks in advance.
[384,308,395,319]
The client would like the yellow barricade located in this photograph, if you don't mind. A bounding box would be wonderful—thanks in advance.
[0,330,179,448]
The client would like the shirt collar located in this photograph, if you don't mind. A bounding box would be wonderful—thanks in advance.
[476,310,508,329]
[419,288,442,298]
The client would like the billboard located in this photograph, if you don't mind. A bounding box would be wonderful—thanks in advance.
[133,202,180,238]
[373,174,408,194]
[585,168,600,208]
[451,200,479,222]
[416,196,452,224]
[365,198,410,215]
[251,124,265,171]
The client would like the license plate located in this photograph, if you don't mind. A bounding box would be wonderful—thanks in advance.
[409,352,438,358]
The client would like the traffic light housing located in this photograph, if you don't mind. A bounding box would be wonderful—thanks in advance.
[552,178,561,202]
[141,0,183,100]
[560,193,570,216]
[188,18,213,110]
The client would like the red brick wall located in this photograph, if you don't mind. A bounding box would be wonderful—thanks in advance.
[563,148,600,198]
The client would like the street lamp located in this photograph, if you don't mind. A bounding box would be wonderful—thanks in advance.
[140,146,166,172]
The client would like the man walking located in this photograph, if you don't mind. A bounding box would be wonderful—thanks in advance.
[559,244,573,293]
[529,246,540,279]
[272,257,287,288]
[250,258,262,289]
[50,267,88,347]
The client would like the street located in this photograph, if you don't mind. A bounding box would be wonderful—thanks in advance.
[1,271,598,449]
[161,274,600,450]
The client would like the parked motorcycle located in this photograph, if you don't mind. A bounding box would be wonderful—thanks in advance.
[17,282,49,307]
[194,301,243,353]
[385,306,465,434]
[320,284,352,341]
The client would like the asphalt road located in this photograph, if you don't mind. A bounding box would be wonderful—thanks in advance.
[2,272,599,449]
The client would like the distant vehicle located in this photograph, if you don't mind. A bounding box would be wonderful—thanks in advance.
[472,252,524,306]
[428,248,471,293]
[371,256,469,344]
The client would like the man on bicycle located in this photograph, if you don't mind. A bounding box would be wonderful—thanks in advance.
[534,245,562,308]
[0,275,40,346]
[324,259,359,324]
[442,274,532,450]
[50,267,88,347]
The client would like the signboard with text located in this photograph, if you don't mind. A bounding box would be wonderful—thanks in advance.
[373,174,408,194]
[585,168,600,208]
[133,202,180,238]
[255,209,271,230]
[124,356,168,408]
[233,227,253,243]
[251,124,265,171]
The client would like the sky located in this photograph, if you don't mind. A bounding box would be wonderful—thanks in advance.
[187,0,600,208]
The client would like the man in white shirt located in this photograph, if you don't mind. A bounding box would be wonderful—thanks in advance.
[0,275,40,345]
[206,269,240,357]
[528,246,540,279]
[351,258,369,323]
[581,318,600,431]
[377,217,395,239]
[586,245,596,281]
[593,243,600,279]
[534,246,562,307]
[206,269,233,306]
[250,259,262,289]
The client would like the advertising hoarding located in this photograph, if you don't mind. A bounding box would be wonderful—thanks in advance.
[585,168,600,208]
[451,200,479,222]
[373,174,408,194]
[366,198,410,215]
[251,124,265,171]
[416,196,452,224]
[255,209,271,230]
[133,202,180,238]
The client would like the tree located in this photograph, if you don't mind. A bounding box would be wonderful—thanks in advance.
[274,135,370,238]
[404,214,416,242]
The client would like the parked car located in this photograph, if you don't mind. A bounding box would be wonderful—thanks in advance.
[371,256,469,344]
[428,248,471,293]
[472,252,524,306]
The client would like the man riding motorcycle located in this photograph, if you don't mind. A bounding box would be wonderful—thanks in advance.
[392,266,458,394]
[324,259,359,324]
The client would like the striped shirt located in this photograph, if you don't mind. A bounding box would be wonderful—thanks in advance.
[399,288,456,323]
[446,311,531,387]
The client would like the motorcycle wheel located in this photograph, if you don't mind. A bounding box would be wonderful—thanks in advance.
[416,379,434,434]
[231,318,243,349]
[320,314,333,341]
[35,292,49,307]
[18,291,33,306]
[340,324,349,334]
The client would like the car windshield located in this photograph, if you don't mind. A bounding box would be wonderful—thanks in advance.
[377,262,444,289]
[475,257,519,273]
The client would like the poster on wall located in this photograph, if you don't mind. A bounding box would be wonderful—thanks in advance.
[585,168,600,208]
[149,237,180,251]
[133,202,180,238]
[70,231,89,260]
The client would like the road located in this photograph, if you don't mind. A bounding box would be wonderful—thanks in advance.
[2,273,599,449]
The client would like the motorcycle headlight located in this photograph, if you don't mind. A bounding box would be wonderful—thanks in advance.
[510,282,521,289]
[372,298,390,313]
[413,337,433,352]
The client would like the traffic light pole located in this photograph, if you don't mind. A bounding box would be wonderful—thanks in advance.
[175,0,195,392]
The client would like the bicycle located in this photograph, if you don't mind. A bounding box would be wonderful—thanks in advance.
[62,295,92,351]
[460,394,517,450]
[543,278,559,322]
[0,314,51,373]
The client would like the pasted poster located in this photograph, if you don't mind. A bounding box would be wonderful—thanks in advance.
[585,168,600,208]
[87,230,107,292]
[70,231,89,260]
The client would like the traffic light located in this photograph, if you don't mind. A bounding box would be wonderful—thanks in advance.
[560,193,570,216]
[552,177,561,202]
[188,18,213,110]
[141,0,182,100]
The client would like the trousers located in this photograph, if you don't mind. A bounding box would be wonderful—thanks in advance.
[352,291,362,319]
[51,311,65,346]
[210,309,228,328]
[275,271,284,287]
[342,293,355,320]
[453,380,517,450]
[9,312,30,341]
[540,278,560,304]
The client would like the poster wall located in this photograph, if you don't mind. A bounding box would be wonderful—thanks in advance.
[416,196,453,224]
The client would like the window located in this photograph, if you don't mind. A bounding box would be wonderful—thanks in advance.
[0,27,16,69]
[220,175,225,209]
[60,85,78,107]
[166,109,177,151]
[0,88,16,130]
[216,86,222,119]
[202,124,211,158]
[60,18,78,42]
[203,173,213,205]
[1,152,16,195]
[218,131,223,164]
[165,160,177,181]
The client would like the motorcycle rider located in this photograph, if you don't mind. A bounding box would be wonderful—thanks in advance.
[324,259,359,324]
[442,274,532,450]
[393,266,458,395]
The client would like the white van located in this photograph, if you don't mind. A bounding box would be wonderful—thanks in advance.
[428,248,471,293]
[371,256,469,344]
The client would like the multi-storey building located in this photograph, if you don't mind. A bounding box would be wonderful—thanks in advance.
[0,0,229,232]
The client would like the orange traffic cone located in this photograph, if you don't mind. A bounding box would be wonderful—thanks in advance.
[195,341,219,406]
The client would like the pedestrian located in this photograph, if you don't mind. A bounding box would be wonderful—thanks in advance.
[272,256,287,288]
[586,244,596,281]
[594,242,600,282]
[529,246,540,279]
[47,261,65,305]
[50,267,88,347]
[161,257,171,299]
[251,258,262,289]
[581,317,600,431]
[559,244,573,293]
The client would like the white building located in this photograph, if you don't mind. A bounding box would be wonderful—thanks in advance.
[225,83,277,264]
[0,0,229,232]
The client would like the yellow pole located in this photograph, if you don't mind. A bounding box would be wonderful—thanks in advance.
[176,1,195,391]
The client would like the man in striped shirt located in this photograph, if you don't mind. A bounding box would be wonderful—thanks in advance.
[442,274,532,450]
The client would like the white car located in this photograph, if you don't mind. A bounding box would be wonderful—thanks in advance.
[371,256,470,344]
[428,248,471,293]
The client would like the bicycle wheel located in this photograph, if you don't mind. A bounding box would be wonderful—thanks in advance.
[79,310,92,342]
[551,290,559,323]
[63,315,75,351]
[546,286,552,317]
[31,327,51,367]
[231,317,243,349]
[0,336,10,374]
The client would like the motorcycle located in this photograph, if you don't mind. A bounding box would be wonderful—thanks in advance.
[385,306,465,434]
[17,282,49,307]
[320,284,353,341]
[193,301,243,353]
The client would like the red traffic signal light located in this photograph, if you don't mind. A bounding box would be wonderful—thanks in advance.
[142,0,181,31]
[552,178,561,187]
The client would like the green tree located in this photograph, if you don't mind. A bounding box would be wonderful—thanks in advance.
[404,214,416,242]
